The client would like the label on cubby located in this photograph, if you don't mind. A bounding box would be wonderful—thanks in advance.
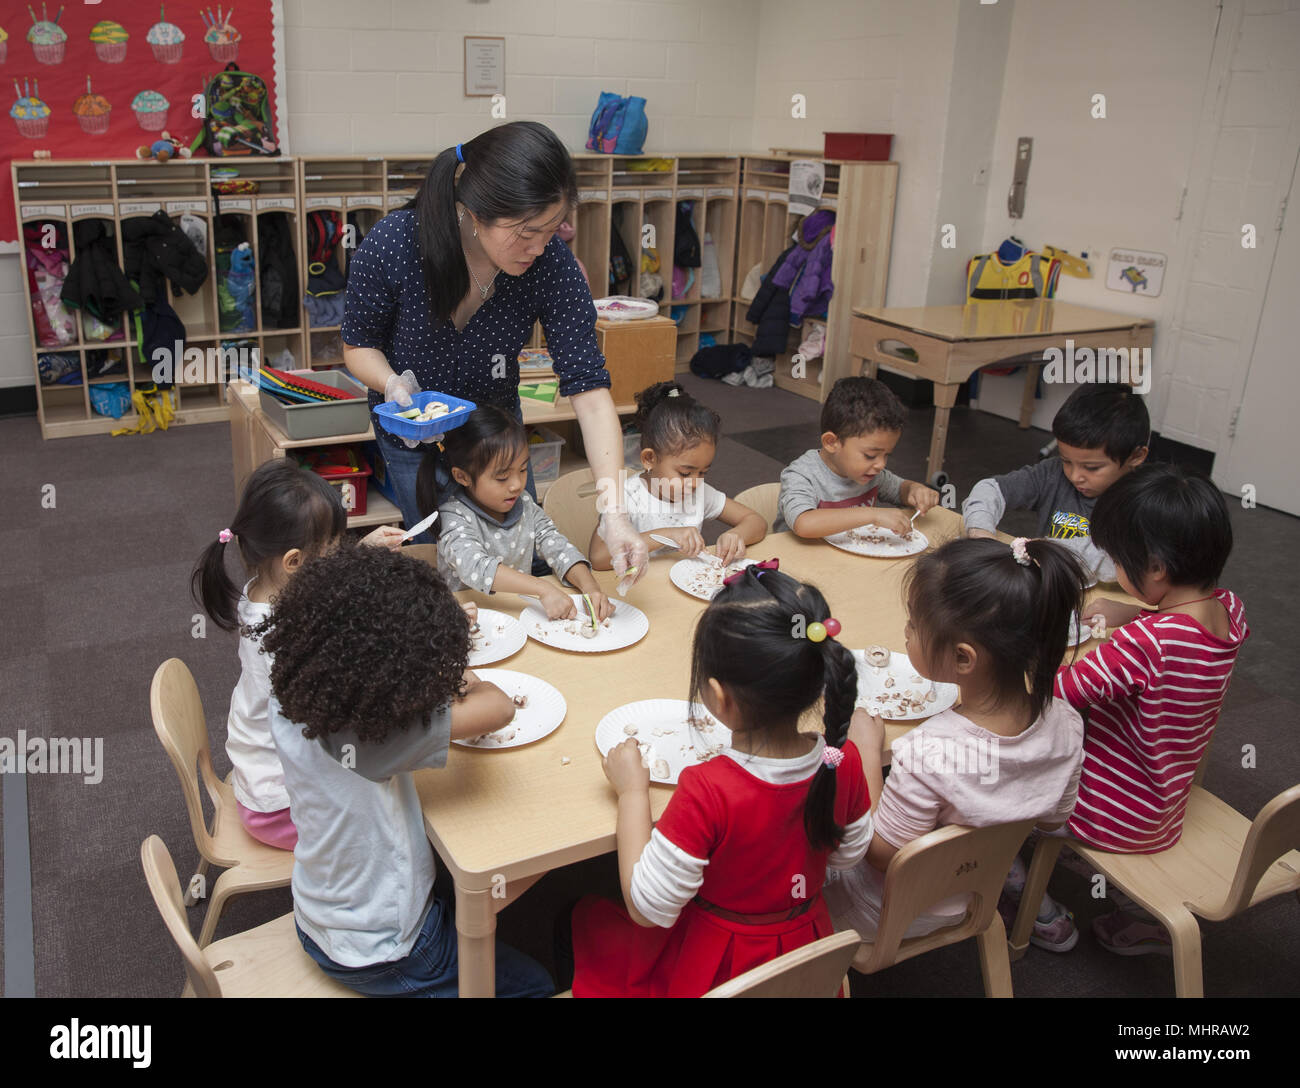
[768,194,788,205]
[820,197,838,208]
[305,196,342,209]
[222,198,253,211]
[258,197,296,210]
[746,189,769,201]
[166,199,209,213]
[119,201,161,215]
[707,187,735,198]
[346,194,382,207]
[387,193,409,208]
[578,189,608,202]
[70,203,114,218]
[677,188,705,198]
[642,188,672,199]
[20,203,66,218]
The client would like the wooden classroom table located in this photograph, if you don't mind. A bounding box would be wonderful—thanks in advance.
[417,506,1134,997]
[848,301,1154,485]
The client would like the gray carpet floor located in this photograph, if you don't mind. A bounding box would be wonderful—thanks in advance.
[2,373,1297,998]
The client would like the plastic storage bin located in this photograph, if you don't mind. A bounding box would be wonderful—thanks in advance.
[823,132,893,161]
[259,370,370,440]
[527,425,566,487]
[294,445,372,515]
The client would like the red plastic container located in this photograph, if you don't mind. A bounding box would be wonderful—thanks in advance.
[823,132,893,161]
[295,445,373,516]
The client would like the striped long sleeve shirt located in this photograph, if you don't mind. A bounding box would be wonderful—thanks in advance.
[1054,590,1248,853]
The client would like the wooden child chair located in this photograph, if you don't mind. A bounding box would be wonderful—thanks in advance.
[141,835,357,998]
[542,467,601,552]
[149,658,294,947]
[849,819,1039,997]
[1007,784,1300,997]
[705,931,861,998]
[734,482,781,532]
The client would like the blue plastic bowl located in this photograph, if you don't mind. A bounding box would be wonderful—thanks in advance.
[374,391,477,442]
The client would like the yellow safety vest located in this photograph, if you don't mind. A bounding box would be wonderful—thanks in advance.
[966,251,1062,300]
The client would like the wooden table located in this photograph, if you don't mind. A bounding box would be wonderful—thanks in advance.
[848,301,1154,486]
[418,507,1129,996]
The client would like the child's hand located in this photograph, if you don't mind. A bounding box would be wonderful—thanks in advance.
[868,507,914,538]
[907,484,941,515]
[585,590,616,623]
[359,525,405,550]
[714,530,746,566]
[966,527,997,540]
[1083,598,1131,637]
[461,601,479,626]
[603,738,650,795]
[663,525,707,558]
[540,585,576,620]
[847,707,886,758]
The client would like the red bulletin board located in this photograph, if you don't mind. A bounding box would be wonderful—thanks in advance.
[1,0,288,246]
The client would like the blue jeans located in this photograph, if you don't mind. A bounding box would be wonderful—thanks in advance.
[297,896,554,998]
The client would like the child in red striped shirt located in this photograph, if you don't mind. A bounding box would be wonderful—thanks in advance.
[1053,463,1248,953]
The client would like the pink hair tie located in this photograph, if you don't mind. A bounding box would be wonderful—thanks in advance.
[1010,537,1034,567]
[218,529,233,543]
[822,745,845,769]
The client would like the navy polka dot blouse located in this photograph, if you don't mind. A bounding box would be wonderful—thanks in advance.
[341,209,612,449]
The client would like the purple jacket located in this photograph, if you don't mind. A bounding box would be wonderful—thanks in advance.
[772,209,835,324]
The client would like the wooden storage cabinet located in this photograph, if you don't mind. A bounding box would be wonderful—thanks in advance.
[14,157,303,439]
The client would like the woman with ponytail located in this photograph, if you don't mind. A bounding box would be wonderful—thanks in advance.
[568,565,872,997]
[190,459,404,849]
[341,121,648,584]
[824,536,1089,951]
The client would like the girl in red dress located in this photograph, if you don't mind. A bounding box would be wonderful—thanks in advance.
[571,564,872,997]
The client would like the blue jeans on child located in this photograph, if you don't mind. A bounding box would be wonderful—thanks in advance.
[297,895,554,998]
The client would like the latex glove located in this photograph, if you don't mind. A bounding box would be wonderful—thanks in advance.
[601,513,649,595]
[383,369,419,408]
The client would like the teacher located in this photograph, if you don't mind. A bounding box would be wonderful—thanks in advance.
[342,121,648,583]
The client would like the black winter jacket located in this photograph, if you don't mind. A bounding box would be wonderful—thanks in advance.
[745,244,795,356]
[122,210,208,304]
[61,219,143,325]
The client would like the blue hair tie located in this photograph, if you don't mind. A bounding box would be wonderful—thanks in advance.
[455,144,464,163]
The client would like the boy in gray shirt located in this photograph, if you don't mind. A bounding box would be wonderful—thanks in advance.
[777,377,939,536]
[255,543,554,997]
[962,383,1149,581]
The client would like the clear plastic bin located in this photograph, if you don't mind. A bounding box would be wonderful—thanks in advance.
[527,425,566,486]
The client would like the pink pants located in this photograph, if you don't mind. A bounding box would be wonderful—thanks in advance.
[236,801,298,850]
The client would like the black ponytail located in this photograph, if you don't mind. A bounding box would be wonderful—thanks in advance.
[413,121,579,324]
[689,567,857,853]
[632,380,721,458]
[904,537,1088,722]
[415,405,530,536]
[191,459,346,631]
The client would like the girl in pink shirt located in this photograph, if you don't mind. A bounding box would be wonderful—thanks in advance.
[1055,463,1247,954]
[825,535,1090,951]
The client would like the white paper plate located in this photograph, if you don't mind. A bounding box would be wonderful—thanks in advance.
[521,593,649,653]
[1067,613,1093,647]
[827,525,928,558]
[668,556,756,601]
[851,649,958,720]
[593,295,660,321]
[466,608,527,666]
[452,670,567,750]
[594,699,732,786]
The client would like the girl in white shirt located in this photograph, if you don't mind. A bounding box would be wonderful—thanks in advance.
[191,459,405,849]
[588,381,767,569]
[824,536,1089,951]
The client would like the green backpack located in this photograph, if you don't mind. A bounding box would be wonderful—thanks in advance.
[191,63,279,157]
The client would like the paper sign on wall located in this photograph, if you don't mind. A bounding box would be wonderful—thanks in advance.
[1106,248,1166,297]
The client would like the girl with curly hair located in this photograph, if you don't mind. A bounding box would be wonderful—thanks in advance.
[191,459,405,850]
[251,542,553,997]
[417,404,615,622]
[567,564,870,997]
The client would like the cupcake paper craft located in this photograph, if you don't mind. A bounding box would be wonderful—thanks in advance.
[26,4,67,65]
[74,76,111,135]
[89,19,129,63]
[132,89,169,131]
[147,4,185,64]
[203,5,241,63]
[11,77,51,138]
[1,26,8,66]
